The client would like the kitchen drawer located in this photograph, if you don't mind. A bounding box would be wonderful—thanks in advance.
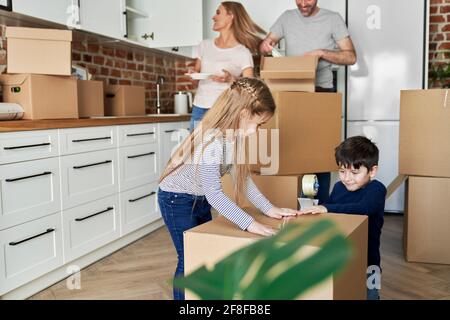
[119,143,159,192]
[0,130,58,165]
[120,182,160,236]
[118,124,158,147]
[59,126,117,155]
[62,194,120,263]
[60,149,119,209]
[0,158,61,230]
[0,213,63,296]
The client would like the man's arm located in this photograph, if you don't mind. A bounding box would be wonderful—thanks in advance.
[259,32,280,55]
[305,36,357,65]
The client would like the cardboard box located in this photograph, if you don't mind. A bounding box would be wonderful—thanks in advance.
[184,207,368,300]
[404,176,450,265]
[221,173,303,209]
[78,80,104,118]
[0,74,78,120]
[399,89,450,178]
[251,91,341,175]
[104,85,145,116]
[6,27,72,76]
[260,56,318,92]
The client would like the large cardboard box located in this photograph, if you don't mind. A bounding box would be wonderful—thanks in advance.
[0,74,78,120]
[78,80,104,118]
[404,176,450,265]
[251,91,341,175]
[104,85,145,116]
[399,89,450,178]
[221,173,303,209]
[260,56,318,92]
[6,27,72,76]
[184,207,368,300]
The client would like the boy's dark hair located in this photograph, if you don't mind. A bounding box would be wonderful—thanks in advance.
[335,136,379,170]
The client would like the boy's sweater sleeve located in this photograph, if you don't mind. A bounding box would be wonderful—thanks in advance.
[323,182,386,216]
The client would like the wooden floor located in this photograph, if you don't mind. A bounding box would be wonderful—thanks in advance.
[30,215,450,300]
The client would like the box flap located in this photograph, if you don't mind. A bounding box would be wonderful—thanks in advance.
[0,74,30,86]
[261,55,318,72]
[260,70,316,80]
[6,27,72,42]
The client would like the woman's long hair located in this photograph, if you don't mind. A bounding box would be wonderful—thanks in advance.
[221,1,266,55]
[160,78,276,205]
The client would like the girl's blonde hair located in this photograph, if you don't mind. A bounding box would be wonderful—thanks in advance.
[221,1,266,55]
[160,78,276,205]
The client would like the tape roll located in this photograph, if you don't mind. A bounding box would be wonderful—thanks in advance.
[302,174,319,198]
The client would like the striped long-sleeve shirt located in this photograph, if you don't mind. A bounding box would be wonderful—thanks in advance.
[159,136,274,230]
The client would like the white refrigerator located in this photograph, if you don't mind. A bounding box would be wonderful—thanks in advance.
[346,0,427,212]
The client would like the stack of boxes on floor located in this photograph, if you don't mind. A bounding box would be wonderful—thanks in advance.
[223,55,342,210]
[0,26,145,119]
[185,57,370,300]
[399,89,450,265]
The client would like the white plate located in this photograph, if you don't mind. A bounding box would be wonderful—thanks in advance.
[185,73,212,80]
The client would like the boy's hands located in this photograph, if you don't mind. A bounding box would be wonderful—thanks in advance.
[299,205,328,215]
[266,207,300,219]
[247,221,277,236]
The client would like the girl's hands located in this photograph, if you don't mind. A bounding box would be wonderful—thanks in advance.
[266,207,300,219]
[247,220,277,236]
[298,205,328,215]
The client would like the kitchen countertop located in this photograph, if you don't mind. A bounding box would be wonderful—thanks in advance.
[0,115,191,132]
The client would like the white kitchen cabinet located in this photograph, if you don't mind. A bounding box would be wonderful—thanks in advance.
[60,149,119,209]
[12,0,79,26]
[159,122,183,174]
[117,123,158,147]
[0,212,63,296]
[120,182,159,236]
[0,130,58,165]
[59,126,117,156]
[79,0,126,39]
[62,194,120,263]
[0,157,61,230]
[118,143,159,192]
[126,0,202,48]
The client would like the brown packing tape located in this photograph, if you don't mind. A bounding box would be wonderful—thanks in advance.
[386,174,409,199]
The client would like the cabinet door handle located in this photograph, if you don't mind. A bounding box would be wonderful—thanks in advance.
[75,207,114,222]
[73,160,112,170]
[72,137,111,143]
[127,152,155,159]
[129,191,156,203]
[4,142,51,150]
[164,130,177,133]
[9,228,55,246]
[141,32,154,41]
[126,132,155,137]
[5,171,52,182]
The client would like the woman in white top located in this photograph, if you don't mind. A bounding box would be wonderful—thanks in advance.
[189,1,265,131]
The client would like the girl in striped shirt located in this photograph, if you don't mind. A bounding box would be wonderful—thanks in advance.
[158,78,299,300]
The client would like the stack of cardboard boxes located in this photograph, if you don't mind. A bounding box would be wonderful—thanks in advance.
[222,56,342,209]
[185,57,369,300]
[0,27,145,119]
[399,89,450,265]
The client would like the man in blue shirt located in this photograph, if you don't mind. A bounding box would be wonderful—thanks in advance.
[299,136,386,300]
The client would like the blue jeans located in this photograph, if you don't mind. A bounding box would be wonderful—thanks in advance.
[157,188,212,300]
[189,105,209,132]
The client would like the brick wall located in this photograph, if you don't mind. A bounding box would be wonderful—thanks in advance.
[429,0,450,87]
[0,24,196,114]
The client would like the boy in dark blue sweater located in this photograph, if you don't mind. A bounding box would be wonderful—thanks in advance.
[299,136,386,300]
